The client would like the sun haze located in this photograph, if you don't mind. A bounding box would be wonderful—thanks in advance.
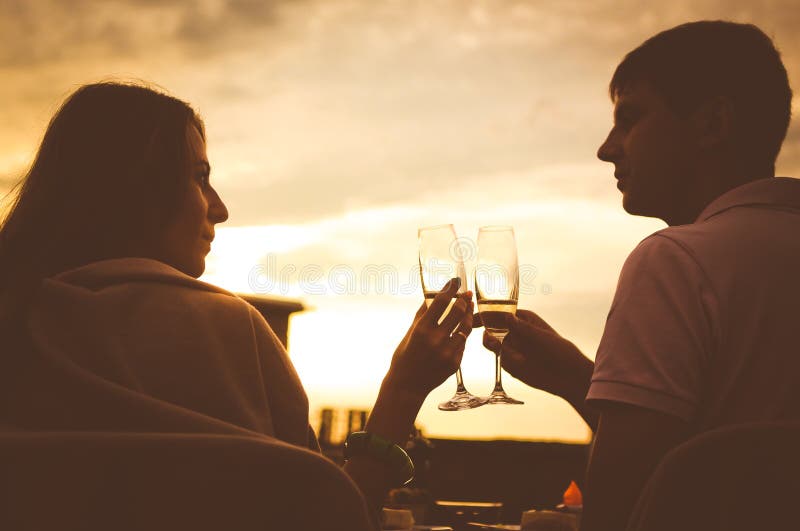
[3,0,799,441]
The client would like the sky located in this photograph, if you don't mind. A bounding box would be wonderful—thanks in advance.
[2,0,799,442]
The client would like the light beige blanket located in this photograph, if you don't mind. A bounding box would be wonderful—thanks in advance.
[3,258,316,450]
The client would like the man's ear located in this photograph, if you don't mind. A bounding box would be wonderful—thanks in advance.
[690,96,734,150]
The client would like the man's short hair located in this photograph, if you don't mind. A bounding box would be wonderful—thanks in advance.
[610,21,793,175]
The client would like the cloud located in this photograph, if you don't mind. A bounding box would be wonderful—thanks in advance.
[4,0,798,70]
[0,0,297,68]
[2,0,799,227]
[216,159,620,226]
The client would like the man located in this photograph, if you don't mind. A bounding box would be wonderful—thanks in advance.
[481,20,795,531]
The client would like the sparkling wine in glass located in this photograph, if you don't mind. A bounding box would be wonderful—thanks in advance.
[418,224,487,411]
[476,226,524,405]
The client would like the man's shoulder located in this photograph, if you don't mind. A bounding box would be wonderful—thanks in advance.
[631,218,737,266]
[626,229,697,267]
[612,229,712,292]
[649,222,720,250]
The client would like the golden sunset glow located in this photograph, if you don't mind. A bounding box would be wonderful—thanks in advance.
[3,0,799,441]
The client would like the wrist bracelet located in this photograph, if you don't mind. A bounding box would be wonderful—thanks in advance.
[343,431,415,486]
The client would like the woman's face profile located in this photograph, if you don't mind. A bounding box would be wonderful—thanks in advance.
[153,123,228,278]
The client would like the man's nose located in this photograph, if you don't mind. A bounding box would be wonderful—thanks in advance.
[597,130,620,163]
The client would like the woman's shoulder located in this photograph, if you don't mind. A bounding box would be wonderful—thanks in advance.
[45,257,257,319]
[51,257,233,295]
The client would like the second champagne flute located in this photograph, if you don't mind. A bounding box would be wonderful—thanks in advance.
[476,226,524,405]
[418,224,487,411]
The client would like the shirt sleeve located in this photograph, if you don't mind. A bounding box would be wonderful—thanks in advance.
[586,233,716,422]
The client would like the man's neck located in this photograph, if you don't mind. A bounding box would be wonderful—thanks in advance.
[663,165,773,226]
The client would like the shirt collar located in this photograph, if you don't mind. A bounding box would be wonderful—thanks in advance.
[696,177,800,223]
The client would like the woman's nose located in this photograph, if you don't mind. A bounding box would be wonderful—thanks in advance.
[209,189,229,223]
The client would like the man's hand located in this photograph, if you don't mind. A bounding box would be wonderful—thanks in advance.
[476,308,597,430]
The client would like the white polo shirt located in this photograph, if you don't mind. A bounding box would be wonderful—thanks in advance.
[587,177,800,429]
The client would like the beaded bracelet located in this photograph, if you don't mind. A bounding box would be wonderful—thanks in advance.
[343,431,415,486]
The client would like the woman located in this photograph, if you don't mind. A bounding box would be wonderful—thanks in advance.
[0,82,473,517]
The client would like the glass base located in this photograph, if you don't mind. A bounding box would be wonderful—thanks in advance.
[438,391,489,411]
[486,390,524,405]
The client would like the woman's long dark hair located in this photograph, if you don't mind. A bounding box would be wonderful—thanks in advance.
[0,81,203,322]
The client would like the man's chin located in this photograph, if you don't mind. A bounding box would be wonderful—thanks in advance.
[621,193,640,215]
[622,194,663,220]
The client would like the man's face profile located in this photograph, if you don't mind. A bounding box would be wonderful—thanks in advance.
[597,81,696,224]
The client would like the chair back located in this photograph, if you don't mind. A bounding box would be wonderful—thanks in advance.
[0,431,374,531]
[626,420,800,531]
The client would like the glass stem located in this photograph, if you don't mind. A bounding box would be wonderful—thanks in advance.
[493,338,505,393]
[494,353,504,392]
[455,367,467,393]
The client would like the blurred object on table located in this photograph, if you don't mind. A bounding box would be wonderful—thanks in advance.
[558,481,582,508]
[430,501,502,531]
[465,524,520,530]
[381,507,415,530]
[387,487,433,526]
[427,439,588,523]
[554,480,582,528]
[521,509,577,531]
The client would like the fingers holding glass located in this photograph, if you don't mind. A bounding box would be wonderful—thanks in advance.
[418,224,487,411]
[476,226,524,405]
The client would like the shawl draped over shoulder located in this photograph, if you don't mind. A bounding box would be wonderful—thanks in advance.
[1,257,317,450]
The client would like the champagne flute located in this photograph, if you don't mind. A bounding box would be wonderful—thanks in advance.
[418,224,487,411]
[476,226,524,405]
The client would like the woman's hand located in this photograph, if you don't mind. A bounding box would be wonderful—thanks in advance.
[478,308,598,430]
[345,278,474,513]
[384,277,474,400]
